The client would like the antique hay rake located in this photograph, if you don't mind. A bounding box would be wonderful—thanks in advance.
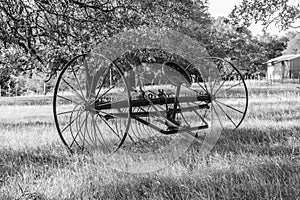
[53,48,248,153]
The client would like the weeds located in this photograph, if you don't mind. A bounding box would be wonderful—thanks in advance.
[0,85,300,199]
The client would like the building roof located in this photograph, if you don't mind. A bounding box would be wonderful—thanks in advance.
[267,54,300,64]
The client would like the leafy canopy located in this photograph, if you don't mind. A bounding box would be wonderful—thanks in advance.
[230,0,300,31]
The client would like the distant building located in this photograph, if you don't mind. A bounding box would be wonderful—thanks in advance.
[266,54,300,80]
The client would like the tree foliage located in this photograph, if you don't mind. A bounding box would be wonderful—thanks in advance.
[229,0,300,31]
[206,17,266,75]
[0,0,212,95]
[283,31,300,54]
[0,0,291,96]
[0,0,211,79]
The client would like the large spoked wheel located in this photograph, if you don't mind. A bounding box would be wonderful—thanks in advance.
[187,57,248,132]
[53,53,131,153]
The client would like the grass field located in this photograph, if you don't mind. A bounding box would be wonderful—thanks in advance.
[1,84,300,199]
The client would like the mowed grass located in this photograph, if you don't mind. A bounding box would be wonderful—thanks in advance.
[0,85,300,199]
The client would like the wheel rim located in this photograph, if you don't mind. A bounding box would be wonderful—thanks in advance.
[53,53,131,153]
[187,57,249,131]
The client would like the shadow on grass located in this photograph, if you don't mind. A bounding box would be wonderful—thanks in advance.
[0,146,71,181]
[186,126,300,157]
[87,160,300,200]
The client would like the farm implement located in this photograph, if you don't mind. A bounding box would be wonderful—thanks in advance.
[53,48,248,153]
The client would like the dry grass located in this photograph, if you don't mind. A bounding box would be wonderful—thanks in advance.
[0,84,300,199]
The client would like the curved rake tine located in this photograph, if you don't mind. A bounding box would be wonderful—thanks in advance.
[61,111,82,134]
[68,105,84,149]
[90,115,98,146]
[137,107,153,138]
[129,108,141,140]
[76,111,92,149]
[84,112,99,147]
[74,108,88,149]
[70,111,86,149]
[91,114,106,147]
[94,114,112,151]
[130,121,139,140]
[82,112,89,148]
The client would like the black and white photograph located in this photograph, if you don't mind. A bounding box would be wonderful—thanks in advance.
[0,0,300,199]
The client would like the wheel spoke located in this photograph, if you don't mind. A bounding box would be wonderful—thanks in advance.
[97,114,122,139]
[211,103,224,130]
[57,95,81,105]
[60,112,82,134]
[54,53,131,152]
[94,69,110,101]
[98,85,116,100]
[213,69,234,96]
[220,81,244,94]
[195,82,207,93]
[56,109,81,116]
[215,99,244,114]
[72,66,85,99]
[210,65,222,93]
[215,101,237,128]
[62,78,85,102]
[187,103,208,125]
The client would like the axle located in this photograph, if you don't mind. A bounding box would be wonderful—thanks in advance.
[102,104,210,120]
[94,94,211,110]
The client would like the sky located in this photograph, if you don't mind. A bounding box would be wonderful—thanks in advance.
[208,0,297,36]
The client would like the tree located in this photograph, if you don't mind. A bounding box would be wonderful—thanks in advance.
[283,32,300,54]
[0,0,211,95]
[0,0,211,79]
[229,0,300,31]
[205,17,268,77]
[259,34,288,59]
